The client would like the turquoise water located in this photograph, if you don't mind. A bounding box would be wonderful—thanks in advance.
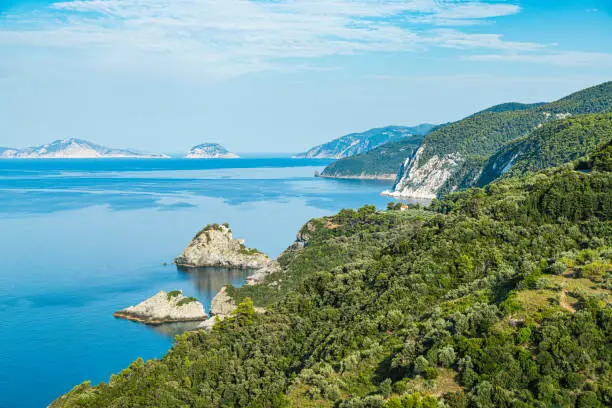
[0,158,400,408]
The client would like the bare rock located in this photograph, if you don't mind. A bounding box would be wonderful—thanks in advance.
[210,286,237,316]
[175,224,272,270]
[114,290,207,325]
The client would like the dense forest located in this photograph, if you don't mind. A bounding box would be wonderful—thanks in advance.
[52,135,611,406]
[478,113,612,186]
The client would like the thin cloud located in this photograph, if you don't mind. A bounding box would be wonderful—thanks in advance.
[0,0,565,78]
[466,51,612,68]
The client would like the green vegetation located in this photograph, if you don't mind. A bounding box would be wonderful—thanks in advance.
[417,82,612,196]
[320,134,426,178]
[194,223,231,239]
[479,113,612,185]
[239,243,263,256]
[52,141,611,407]
[320,82,611,196]
[167,290,182,300]
[479,102,547,114]
[298,125,435,159]
[176,296,199,307]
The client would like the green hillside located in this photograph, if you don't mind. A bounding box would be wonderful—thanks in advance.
[478,113,612,186]
[420,82,612,164]
[52,143,611,408]
[479,102,547,114]
[385,81,612,198]
[319,133,426,179]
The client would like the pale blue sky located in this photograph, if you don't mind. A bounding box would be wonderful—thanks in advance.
[0,0,610,153]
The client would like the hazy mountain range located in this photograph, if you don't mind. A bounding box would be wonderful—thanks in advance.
[0,138,168,159]
[294,124,435,159]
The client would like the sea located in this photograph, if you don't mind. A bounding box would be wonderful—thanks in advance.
[0,157,403,408]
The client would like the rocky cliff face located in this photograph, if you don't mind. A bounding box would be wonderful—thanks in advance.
[383,147,463,199]
[114,290,207,325]
[175,224,272,270]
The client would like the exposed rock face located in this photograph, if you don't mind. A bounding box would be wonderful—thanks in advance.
[383,146,462,199]
[246,260,281,285]
[185,143,239,159]
[114,291,207,325]
[210,286,237,316]
[175,224,272,270]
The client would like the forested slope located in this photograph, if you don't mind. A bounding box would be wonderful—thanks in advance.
[388,81,612,198]
[478,113,612,185]
[53,143,611,408]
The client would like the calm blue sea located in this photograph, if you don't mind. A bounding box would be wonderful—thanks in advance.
[0,158,403,408]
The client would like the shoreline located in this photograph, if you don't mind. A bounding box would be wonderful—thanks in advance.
[113,311,208,326]
[316,173,396,181]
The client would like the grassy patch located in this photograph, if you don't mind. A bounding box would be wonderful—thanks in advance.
[167,290,182,300]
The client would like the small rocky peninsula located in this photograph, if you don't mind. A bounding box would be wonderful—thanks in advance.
[114,290,208,325]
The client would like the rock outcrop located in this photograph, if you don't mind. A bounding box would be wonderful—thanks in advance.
[210,286,237,316]
[114,290,207,325]
[246,260,281,285]
[175,224,272,270]
[197,286,265,331]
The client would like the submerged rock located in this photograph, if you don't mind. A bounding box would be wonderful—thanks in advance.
[114,290,207,325]
[175,224,272,270]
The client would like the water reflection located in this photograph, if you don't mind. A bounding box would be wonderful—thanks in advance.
[178,266,252,305]
[148,321,203,337]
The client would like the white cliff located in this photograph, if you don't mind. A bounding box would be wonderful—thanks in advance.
[383,146,462,199]
[114,290,207,325]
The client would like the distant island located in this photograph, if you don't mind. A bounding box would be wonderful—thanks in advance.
[185,143,240,159]
[294,124,435,159]
[0,138,168,159]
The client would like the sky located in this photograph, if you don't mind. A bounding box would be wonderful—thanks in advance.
[0,0,610,154]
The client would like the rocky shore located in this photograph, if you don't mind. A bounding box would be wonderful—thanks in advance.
[173,223,284,331]
[114,290,208,325]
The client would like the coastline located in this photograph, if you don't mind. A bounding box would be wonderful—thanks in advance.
[113,311,208,326]
[316,173,396,181]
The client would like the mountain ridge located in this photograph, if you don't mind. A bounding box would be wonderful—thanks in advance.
[0,138,168,159]
[295,124,435,159]
[388,81,612,198]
